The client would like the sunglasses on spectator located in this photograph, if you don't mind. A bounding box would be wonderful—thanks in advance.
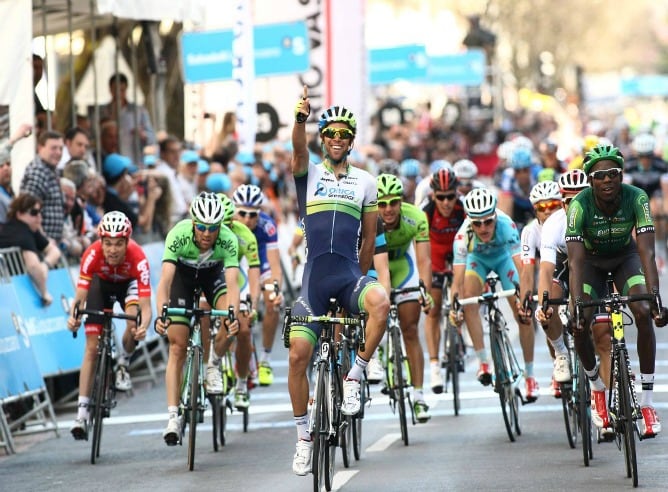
[589,168,622,180]
[194,222,220,233]
[321,128,354,140]
[435,193,457,202]
[237,210,259,219]
[471,215,496,228]
[28,208,42,216]
[378,198,402,208]
[534,199,562,212]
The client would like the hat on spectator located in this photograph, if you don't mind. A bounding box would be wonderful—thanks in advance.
[205,173,231,193]
[181,150,199,164]
[198,159,210,174]
[103,153,137,183]
[236,151,255,165]
[144,154,157,167]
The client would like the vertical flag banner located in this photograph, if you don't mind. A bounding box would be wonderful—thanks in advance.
[233,1,257,155]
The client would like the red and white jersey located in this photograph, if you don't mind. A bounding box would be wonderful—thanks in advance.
[77,239,152,298]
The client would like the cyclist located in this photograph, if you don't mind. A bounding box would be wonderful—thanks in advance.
[67,211,153,439]
[377,173,433,421]
[290,92,389,476]
[450,188,539,402]
[566,144,668,438]
[453,159,485,197]
[421,168,466,393]
[413,159,451,206]
[497,147,539,231]
[535,170,591,398]
[218,193,261,407]
[516,181,566,395]
[154,191,240,445]
[624,132,668,240]
[232,183,284,387]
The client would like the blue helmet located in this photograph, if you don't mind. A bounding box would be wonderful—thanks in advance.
[400,159,420,178]
[509,147,533,170]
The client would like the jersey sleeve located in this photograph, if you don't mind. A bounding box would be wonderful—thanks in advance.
[217,226,240,268]
[506,219,522,257]
[452,221,470,266]
[363,172,378,212]
[415,209,430,243]
[77,242,101,290]
[633,188,655,234]
[162,222,185,263]
[520,222,539,265]
[565,199,585,243]
[374,216,387,255]
[539,218,559,265]
[244,232,261,268]
[130,244,152,298]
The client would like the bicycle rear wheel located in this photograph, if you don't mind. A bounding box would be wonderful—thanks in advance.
[90,347,109,464]
[392,329,409,446]
[312,364,328,492]
[619,364,638,486]
[352,380,365,461]
[339,340,353,468]
[446,322,461,416]
[577,362,593,466]
[187,348,200,471]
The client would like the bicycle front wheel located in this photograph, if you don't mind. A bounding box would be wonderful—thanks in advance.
[392,329,409,446]
[312,363,329,492]
[187,348,200,471]
[446,322,461,416]
[210,394,224,451]
[339,341,353,468]
[619,363,638,486]
[90,347,109,464]
[492,331,515,442]
[561,380,577,449]
[577,362,593,466]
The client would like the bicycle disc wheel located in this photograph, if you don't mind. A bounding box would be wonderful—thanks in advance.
[561,382,577,449]
[577,362,593,466]
[312,364,328,492]
[447,323,461,416]
[90,348,108,464]
[393,331,409,446]
[339,341,353,468]
[210,394,222,452]
[619,366,638,486]
[187,349,200,471]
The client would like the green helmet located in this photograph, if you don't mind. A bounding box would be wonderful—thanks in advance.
[377,173,404,198]
[217,193,235,225]
[582,144,624,175]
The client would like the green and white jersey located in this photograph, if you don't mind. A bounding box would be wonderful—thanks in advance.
[384,202,429,285]
[230,220,260,267]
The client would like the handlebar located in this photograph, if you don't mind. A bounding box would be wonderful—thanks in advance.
[390,280,427,304]
[455,287,517,308]
[159,304,235,334]
[72,301,141,339]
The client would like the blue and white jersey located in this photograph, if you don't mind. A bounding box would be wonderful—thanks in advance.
[452,211,521,265]
[294,161,377,263]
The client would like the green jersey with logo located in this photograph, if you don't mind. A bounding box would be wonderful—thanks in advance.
[163,219,239,269]
[565,184,654,256]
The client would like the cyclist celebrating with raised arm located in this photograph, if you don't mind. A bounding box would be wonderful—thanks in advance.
[377,173,434,420]
[450,189,538,402]
[535,170,590,397]
[289,88,389,476]
[566,144,668,438]
[421,168,466,394]
[232,184,283,387]
[218,193,261,408]
[67,211,152,439]
[154,192,240,446]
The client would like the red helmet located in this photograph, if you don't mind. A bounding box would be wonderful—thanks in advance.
[98,211,132,238]
[430,168,458,192]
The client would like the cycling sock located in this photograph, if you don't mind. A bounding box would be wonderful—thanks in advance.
[414,388,424,402]
[548,335,568,356]
[77,397,90,420]
[209,353,221,367]
[586,368,606,391]
[168,406,179,420]
[260,350,271,365]
[524,362,534,378]
[235,377,247,392]
[347,355,369,381]
[117,349,131,368]
[475,349,488,364]
[294,413,310,441]
[430,360,440,370]
[640,374,655,407]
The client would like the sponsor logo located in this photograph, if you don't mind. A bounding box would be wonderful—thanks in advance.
[168,234,190,253]
[81,248,96,273]
[136,258,150,286]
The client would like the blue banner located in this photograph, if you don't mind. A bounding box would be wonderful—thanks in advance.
[426,49,486,86]
[10,270,84,377]
[620,75,668,97]
[0,283,45,399]
[369,44,428,85]
[181,21,310,83]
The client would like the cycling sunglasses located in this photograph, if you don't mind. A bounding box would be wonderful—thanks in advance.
[378,198,402,208]
[237,210,259,219]
[589,168,622,180]
[534,199,562,212]
[434,193,457,202]
[470,215,496,228]
[321,127,354,140]
[194,222,220,233]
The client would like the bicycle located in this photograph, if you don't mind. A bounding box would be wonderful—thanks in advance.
[455,274,523,442]
[575,273,659,487]
[71,297,141,465]
[282,299,365,492]
[160,290,233,471]
[338,312,368,467]
[439,271,466,416]
[384,283,425,446]
[541,292,593,464]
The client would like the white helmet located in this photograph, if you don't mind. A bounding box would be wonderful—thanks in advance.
[463,188,497,218]
[632,133,655,156]
[233,184,264,207]
[190,191,225,224]
[453,159,478,180]
[558,169,588,194]
[529,181,561,205]
[98,211,132,238]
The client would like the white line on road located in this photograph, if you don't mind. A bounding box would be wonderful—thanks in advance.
[365,433,401,452]
[332,470,358,490]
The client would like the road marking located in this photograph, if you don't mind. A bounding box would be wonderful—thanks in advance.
[365,433,400,452]
[332,470,358,490]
